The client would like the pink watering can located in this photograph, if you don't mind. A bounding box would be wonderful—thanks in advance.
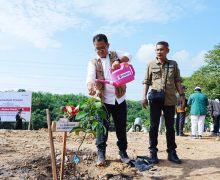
[96,62,135,87]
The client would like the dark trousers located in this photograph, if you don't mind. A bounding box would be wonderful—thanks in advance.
[176,112,186,135]
[213,115,220,133]
[15,120,22,130]
[96,100,127,152]
[149,100,177,153]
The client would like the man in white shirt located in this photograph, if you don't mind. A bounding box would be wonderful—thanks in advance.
[86,34,131,166]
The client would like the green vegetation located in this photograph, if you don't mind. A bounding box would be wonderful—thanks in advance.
[183,43,220,99]
[0,92,149,130]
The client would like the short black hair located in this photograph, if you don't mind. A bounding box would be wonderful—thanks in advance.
[93,34,108,43]
[156,41,169,48]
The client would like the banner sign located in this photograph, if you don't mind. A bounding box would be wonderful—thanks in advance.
[0,92,32,122]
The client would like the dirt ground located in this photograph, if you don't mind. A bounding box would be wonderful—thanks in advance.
[0,129,220,180]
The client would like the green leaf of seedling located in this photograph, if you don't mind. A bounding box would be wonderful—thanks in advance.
[96,124,101,136]
[95,101,102,109]
[80,103,88,109]
[70,127,85,135]
[97,109,107,119]
[103,126,107,135]
[92,121,98,130]
[70,126,79,133]
[76,112,88,120]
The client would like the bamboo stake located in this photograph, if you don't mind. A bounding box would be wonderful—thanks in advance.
[46,109,58,180]
[60,131,67,180]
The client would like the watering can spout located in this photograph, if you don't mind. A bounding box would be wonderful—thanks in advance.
[95,79,115,86]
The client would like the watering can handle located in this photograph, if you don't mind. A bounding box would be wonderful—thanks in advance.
[109,62,125,73]
[129,64,135,76]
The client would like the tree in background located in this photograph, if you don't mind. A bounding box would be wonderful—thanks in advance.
[0,92,149,130]
[184,43,220,99]
[183,43,220,130]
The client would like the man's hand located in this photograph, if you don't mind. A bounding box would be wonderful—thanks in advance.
[111,56,129,71]
[87,83,96,96]
[111,60,120,71]
[142,98,148,109]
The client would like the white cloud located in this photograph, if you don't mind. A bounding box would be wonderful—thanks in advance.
[172,50,207,76]
[0,0,205,49]
[173,50,190,61]
[136,44,155,63]
[191,50,206,67]
[73,0,205,23]
[94,24,135,37]
[136,46,207,76]
[172,49,206,69]
[75,0,205,35]
[0,0,88,48]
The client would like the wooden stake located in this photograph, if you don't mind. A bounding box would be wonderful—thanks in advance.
[60,132,67,180]
[46,109,58,180]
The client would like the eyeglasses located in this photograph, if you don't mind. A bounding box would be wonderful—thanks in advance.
[95,45,108,52]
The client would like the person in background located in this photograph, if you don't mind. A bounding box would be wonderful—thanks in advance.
[187,87,208,139]
[208,98,220,137]
[176,85,187,136]
[86,34,132,166]
[134,117,142,132]
[15,108,26,130]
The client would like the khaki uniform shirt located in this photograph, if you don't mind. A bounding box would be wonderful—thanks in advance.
[143,59,181,106]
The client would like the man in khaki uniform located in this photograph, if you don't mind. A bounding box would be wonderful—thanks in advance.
[142,41,185,164]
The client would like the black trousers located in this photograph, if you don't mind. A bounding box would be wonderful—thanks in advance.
[149,100,177,153]
[96,100,127,152]
[176,112,186,135]
[213,115,220,133]
[15,120,23,130]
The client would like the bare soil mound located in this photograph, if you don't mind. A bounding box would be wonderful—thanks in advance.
[0,129,220,179]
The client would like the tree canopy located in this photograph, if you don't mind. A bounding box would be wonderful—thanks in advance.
[184,43,220,99]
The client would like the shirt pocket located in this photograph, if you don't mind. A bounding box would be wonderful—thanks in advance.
[152,68,161,80]
[168,67,175,78]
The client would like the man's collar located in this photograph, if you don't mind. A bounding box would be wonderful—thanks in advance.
[96,51,110,60]
[155,58,168,64]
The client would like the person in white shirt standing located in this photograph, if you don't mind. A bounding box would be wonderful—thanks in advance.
[86,34,132,166]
